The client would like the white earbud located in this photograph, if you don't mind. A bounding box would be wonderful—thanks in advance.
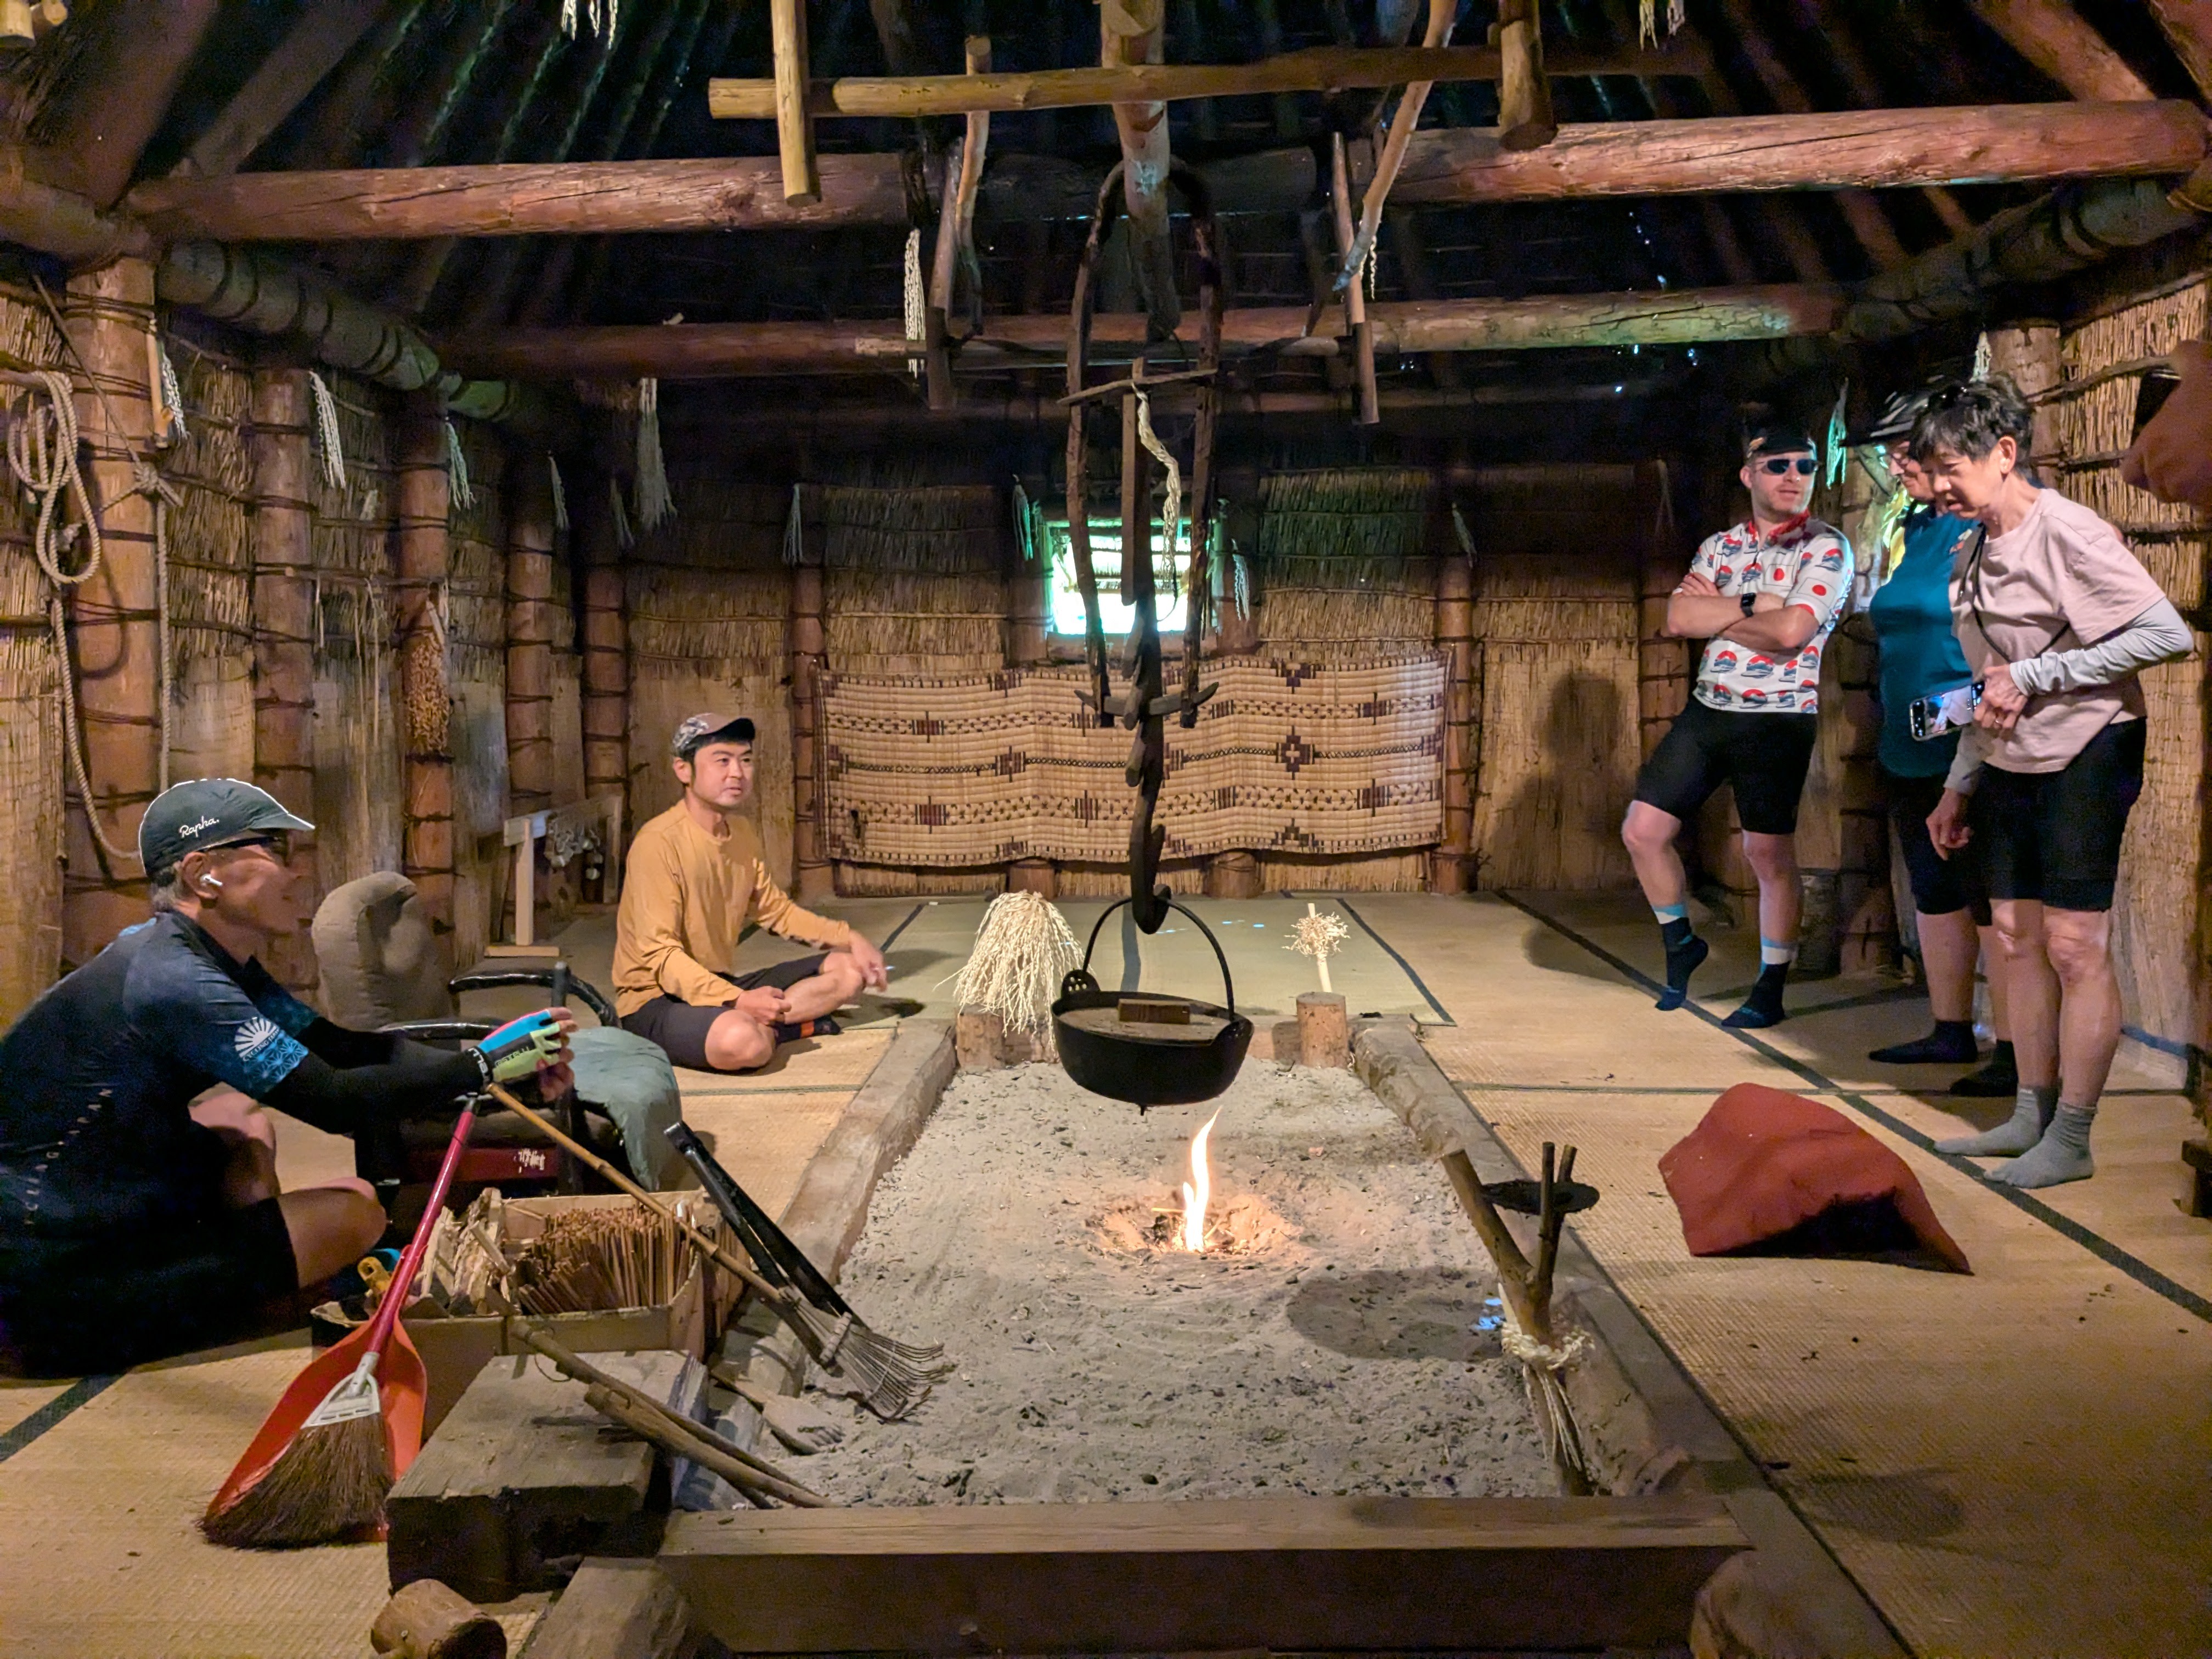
[201,874,223,891]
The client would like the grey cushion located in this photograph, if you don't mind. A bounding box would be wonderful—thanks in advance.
[572,1025,691,1190]
[311,872,448,1029]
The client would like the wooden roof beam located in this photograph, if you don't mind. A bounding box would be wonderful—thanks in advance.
[706,43,1703,120]
[31,0,222,206]
[171,0,392,180]
[448,284,1844,380]
[121,103,2210,241]
[1966,0,2155,101]
[2148,2,2212,102]
[1104,0,1178,337]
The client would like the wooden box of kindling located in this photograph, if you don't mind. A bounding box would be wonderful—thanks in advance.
[401,1194,724,1436]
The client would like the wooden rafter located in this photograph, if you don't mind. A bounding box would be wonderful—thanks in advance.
[771,0,820,206]
[1966,0,2155,101]
[2148,2,2212,100]
[448,284,1845,380]
[707,43,1700,119]
[1104,0,1177,337]
[120,104,2209,243]
[171,0,391,179]
[31,0,223,206]
[1496,1,1557,151]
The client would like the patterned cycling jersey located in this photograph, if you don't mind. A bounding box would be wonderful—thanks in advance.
[1686,511,1852,715]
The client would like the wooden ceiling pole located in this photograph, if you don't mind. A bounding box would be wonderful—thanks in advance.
[32,0,222,205]
[706,44,1697,119]
[1335,0,1456,295]
[123,102,2212,239]
[1329,133,1380,425]
[283,0,438,170]
[1794,5,1976,233]
[1384,207,1462,388]
[1967,0,2155,100]
[1496,1,1557,151]
[771,0,821,206]
[923,37,993,411]
[2147,2,2212,101]
[1103,0,1179,337]
[171,0,391,179]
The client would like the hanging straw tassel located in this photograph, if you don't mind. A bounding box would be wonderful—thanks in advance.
[633,377,673,532]
[308,370,347,493]
[1133,388,1182,593]
[1972,331,1993,382]
[1824,380,1848,489]
[442,419,473,510]
[153,329,186,445]
[1011,477,1036,562]
[609,473,634,550]
[548,453,569,532]
[902,228,926,378]
[782,482,804,566]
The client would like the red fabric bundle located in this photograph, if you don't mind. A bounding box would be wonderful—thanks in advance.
[1659,1084,1970,1272]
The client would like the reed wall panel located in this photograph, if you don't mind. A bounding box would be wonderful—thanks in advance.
[2051,280,2211,1058]
[165,344,256,785]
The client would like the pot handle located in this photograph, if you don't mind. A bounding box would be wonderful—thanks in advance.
[1076,898,1238,1016]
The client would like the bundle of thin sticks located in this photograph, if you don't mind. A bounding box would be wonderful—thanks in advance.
[508,1203,710,1316]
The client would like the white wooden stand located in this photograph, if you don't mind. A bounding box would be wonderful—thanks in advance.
[487,793,625,957]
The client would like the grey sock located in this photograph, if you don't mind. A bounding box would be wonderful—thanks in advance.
[1991,1102,2097,1188]
[1936,1084,2058,1156]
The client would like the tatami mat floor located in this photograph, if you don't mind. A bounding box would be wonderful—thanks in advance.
[1391,890,2212,1658]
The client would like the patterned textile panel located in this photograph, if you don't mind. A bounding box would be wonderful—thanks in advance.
[822,654,1445,867]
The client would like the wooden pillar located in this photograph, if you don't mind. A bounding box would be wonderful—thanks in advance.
[397,391,456,972]
[60,259,160,967]
[249,363,320,990]
[505,453,556,819]
[789,489,831,904]
[1983,321,2063,472]
[1430,543,1475,893]
[580,467,629,848]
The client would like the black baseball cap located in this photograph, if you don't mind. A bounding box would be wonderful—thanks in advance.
[671,712,756,759]
[139,778,313,879]
[1743,420,1816,458]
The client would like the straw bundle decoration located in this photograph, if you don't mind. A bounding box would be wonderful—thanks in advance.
[952,891,1081,1047]
[509,1202,708,1316]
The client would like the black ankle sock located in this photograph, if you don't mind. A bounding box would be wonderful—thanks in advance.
[1655,918,1707,1011]
[1869,1019,1979,1065]
[1950,1039,2018,1097]
[1723,962,1790,1028]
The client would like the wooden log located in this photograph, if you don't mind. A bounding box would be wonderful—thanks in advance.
[1203,849,1262,898]
[1432,546,1474,893]
[1329,134,1378,426]
[955,1008,1046,1070]
[123,102,2208,242]
[505,453,556,820]
[368,1578,504,1659]
[250,364,321,991]
[59,260,159,966]
[707,42,1701,119]
[397,391,456,966]
[1007,855,1056,896]
[789,521,831,904]
[1496,0,1556,151]
[387,1349,700,1604]
[174,0,392,180]
[769,0,819,206]
[1339,0,1456,290]
[579,472,628,852]
[1104,0,1178,336]
[2148,1,2212,101]
[1296,990,1350,1067]
[516,1559,695,1659]
[658,1496,1747,1655]
[454,285,1841,381]
[1966,0,2155,101]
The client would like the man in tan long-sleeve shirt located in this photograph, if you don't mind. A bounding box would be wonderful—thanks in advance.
[615,714,888,1072]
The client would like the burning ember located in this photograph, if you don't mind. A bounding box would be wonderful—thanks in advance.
[1180,1109,1221,1251]
[1090,1109,1291,1259]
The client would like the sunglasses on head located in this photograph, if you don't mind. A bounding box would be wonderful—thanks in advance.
[1754,456,1818,476]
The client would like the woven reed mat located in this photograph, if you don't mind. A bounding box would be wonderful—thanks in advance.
[821,655,1445,867]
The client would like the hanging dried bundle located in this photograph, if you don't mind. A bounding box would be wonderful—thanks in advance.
[952,891,1080,1048]
[634,377,674,532]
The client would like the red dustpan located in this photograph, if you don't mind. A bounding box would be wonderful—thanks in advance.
[205,1098,481,1534]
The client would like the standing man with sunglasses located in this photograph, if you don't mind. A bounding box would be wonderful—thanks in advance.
[1623,421,1852,1026]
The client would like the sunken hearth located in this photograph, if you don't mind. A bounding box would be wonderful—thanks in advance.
[805,1058,1553,1507]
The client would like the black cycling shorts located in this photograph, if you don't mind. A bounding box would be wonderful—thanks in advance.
[1633,698,1820,837]
[620,953,827,1071]
[0,1196,299,1377]
[1970,717,2145,913]
[1884,769,1991,925]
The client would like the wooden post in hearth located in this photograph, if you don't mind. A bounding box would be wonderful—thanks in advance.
[1430,534,1475,893]
[249,362,320,989]
[789,487,832,903]
[397,391,456,973]
[580,468,629,874]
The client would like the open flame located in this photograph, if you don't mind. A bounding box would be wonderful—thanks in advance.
[1179,1109,1221,1252]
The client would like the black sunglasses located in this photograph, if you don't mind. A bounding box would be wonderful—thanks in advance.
[1754,456,1818,476]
